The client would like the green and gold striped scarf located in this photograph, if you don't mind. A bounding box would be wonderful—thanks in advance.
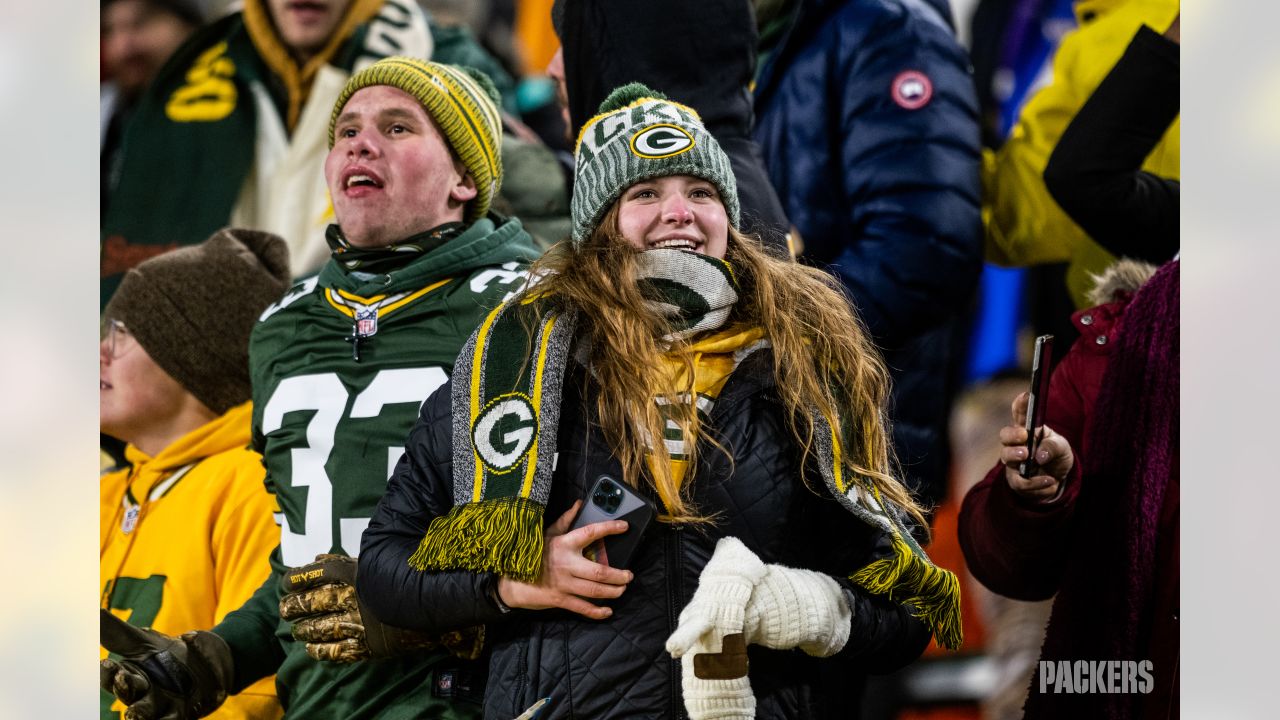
[407,250,739,580]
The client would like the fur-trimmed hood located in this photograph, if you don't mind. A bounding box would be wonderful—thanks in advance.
[1086,258,1158,306]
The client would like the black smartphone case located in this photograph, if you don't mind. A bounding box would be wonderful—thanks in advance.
[570,476,656,570]
[1020,335,1055,476]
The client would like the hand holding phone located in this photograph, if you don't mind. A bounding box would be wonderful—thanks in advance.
[494,476,654,617]
[1000,334,1073,503]
[570,475,656,571]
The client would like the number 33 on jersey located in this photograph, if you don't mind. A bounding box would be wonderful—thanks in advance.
[251,262,528,568]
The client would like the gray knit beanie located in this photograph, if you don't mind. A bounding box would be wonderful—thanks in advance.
[570,83,739,244]
[103,228,291,414]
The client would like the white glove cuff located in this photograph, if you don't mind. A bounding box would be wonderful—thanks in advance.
[680,637,755,720]
[666,537,769,659]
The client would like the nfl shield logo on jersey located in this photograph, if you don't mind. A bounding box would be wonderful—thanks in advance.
[122,505,140,534]
[355,307,378,337]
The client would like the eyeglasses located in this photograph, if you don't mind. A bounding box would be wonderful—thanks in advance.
[102,319,135,360]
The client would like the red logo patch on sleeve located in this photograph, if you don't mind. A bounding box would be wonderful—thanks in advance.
[891,70,933,110]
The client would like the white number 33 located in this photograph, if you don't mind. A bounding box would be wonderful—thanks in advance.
[263,367,447,566]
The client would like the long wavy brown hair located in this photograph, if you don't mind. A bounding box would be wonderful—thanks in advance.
[524,203,927,530]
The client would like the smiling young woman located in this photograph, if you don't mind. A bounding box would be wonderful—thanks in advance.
[616,175,730,258]
[357,83,962,719]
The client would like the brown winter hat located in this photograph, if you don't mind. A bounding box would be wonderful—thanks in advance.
[104,228,291,414]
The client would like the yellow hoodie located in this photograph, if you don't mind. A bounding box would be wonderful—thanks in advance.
[100,402,281,719]
[650,326,768,507]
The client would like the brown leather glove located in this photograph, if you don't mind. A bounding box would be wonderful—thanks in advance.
[279,553,484,663]
[100,609,233,720]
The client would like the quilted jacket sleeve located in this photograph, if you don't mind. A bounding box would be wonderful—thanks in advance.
[826,2,982,347]
[357,379,511,632]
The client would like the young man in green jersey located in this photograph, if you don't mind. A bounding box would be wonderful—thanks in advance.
[100,57,540,720]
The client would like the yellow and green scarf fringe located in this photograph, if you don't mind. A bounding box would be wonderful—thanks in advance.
[816,412,965,650]
[408,298,576,582]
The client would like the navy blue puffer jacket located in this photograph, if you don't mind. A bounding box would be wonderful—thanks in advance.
[359,350,931,718]
[754,0,983,503]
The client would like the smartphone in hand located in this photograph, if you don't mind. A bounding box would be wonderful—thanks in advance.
[1019,334,1055,477]
[570,475,656,570]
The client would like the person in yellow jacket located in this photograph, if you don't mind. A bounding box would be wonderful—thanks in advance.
[100,229,291,720]
[983,0,1179,308]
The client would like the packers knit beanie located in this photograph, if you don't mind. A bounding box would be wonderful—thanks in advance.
[571,83,739,244]
[329,57,504,223]
[104,229,291,415]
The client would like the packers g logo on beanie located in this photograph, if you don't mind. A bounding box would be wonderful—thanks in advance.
[571,83,739,244]
[631,124,695,158]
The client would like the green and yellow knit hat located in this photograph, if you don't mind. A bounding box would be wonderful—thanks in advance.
[329,57,504,223]
[571,83,739,244]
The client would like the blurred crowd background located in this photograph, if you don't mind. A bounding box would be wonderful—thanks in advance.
[0,0,1235,717]
[94,0,1171,717]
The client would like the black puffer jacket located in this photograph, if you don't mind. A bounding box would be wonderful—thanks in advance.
[359,350,931,719]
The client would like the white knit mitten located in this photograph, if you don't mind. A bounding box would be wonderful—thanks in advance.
[743,564,852,657]
[667,537,767,720]
[666,538,852,719]
[665,537,768,657]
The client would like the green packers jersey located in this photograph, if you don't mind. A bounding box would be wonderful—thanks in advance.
[215,217,538,719]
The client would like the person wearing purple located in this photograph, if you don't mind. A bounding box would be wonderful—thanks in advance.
[960,259,1180,718]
